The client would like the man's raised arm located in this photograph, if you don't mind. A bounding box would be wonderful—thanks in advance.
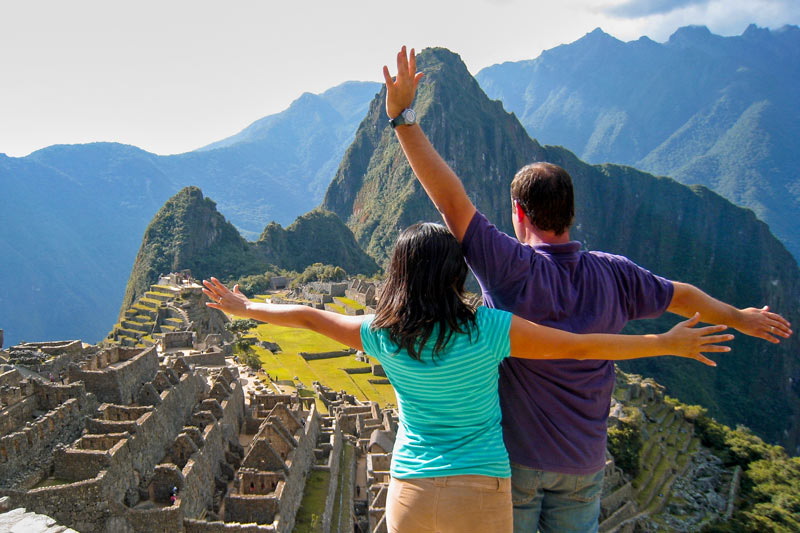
[667,281,792,343]
[383,46,476,242]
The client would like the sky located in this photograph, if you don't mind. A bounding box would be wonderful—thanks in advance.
[1,0,798,158]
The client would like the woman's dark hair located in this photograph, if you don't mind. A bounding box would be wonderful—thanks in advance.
[372,222,476,361]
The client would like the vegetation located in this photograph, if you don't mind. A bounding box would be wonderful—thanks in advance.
[672,405,800,532]
[291,263,347,287]
[293,470,330,533]
[254,322,396,407]
[121,189,379,317]
[607,420,642,477]
[231,266,293,295]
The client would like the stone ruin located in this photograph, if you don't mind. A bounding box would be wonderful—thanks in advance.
[596,370,738,532]
[346,279,377,310]
[0,312,371,532]
[110,272,232,351]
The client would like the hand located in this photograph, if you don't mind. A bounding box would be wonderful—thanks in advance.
[663,313,734,367]
[734,305,792,343]
[202,277,251,316]
[383,45,424,119]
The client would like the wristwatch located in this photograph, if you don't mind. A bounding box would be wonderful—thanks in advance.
[390,108,416,129]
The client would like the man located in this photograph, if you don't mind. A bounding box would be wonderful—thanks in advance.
[382,47,792,532]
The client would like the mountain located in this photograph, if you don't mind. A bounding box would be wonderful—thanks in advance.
[0,145,174,347]
[255,209,379,274]
[476,24,800,261]
[0,81,379,347]
[169,81,381,238]
[121,187,378,311]
[322,47,800,452]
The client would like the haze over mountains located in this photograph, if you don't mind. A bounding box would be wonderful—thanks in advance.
[0,81,379,347]
[477,23,800,260]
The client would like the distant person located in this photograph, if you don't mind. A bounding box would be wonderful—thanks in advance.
[203,222,732,533]
[382,46,792,532]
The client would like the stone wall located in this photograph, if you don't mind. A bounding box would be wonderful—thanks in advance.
[182,351,227,367]
[298,349,354,361]
[184,518,276,532]
[0,366,207,531]
[224,405,320,532]
[318,418,343,533]
[173,376,245,520]
[69,347,159,404]
[0,381,97,489]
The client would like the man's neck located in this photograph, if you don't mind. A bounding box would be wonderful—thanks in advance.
[523,228,571,246]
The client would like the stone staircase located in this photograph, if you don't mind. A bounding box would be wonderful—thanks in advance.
[108,285,185,347]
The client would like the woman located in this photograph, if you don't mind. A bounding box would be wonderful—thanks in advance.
[203,223,731,533]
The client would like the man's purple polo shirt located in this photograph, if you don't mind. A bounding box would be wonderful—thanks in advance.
[462,211,673,475]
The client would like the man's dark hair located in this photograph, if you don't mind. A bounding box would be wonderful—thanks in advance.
[510,162,575,236]
[372,222,476,361]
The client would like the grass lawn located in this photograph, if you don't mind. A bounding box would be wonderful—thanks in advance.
[294,470,331,533]
[253,323,396,407]
[335,296,366,310]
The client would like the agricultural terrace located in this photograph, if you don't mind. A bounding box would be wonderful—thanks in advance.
[235,297,396,409]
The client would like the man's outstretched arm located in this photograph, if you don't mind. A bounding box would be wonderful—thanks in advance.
[667,281,792,343]
[383,46,476,242]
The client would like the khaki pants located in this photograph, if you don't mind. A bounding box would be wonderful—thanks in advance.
[386,475,512,533]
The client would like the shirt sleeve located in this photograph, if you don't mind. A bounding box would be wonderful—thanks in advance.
[611,255,674,319]
[462,211,530,293]
[477,307,513,364]
[360,315,382,362]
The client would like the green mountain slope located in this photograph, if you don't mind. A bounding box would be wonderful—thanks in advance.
[475,24,800,260]
[121,187,377,313]
[322,47,800,452]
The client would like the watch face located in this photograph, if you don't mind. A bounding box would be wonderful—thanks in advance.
[403,108,416,123]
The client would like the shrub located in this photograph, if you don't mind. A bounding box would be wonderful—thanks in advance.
[607,419,642,477]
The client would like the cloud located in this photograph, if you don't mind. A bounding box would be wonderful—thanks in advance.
[603,0,710,18]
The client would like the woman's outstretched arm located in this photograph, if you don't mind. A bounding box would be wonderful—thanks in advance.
[509,313,733,367]
[203,277,366,351]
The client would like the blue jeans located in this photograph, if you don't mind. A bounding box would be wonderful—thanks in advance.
[511,463,603,533]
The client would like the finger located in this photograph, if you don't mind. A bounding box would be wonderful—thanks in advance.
[767,316,792,332]
[759,332,781,344]
[208,277,226,293]
[202,288,220,301]
[213,278,232,294]
[414,72,425,87]
[409,47,417,76]
[693,353,717,367]
[233,284,243,295]
[699,334,734,344]
[681,312,701,328]
[698,344,732,352]
[767,322,792,337]
[696,324,728,335]
[383,65,394,86]
[398,45,409,78]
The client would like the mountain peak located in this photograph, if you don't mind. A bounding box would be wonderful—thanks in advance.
[667,25,713,47]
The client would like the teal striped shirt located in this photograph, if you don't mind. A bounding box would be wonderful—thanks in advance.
[360,306,512,479]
